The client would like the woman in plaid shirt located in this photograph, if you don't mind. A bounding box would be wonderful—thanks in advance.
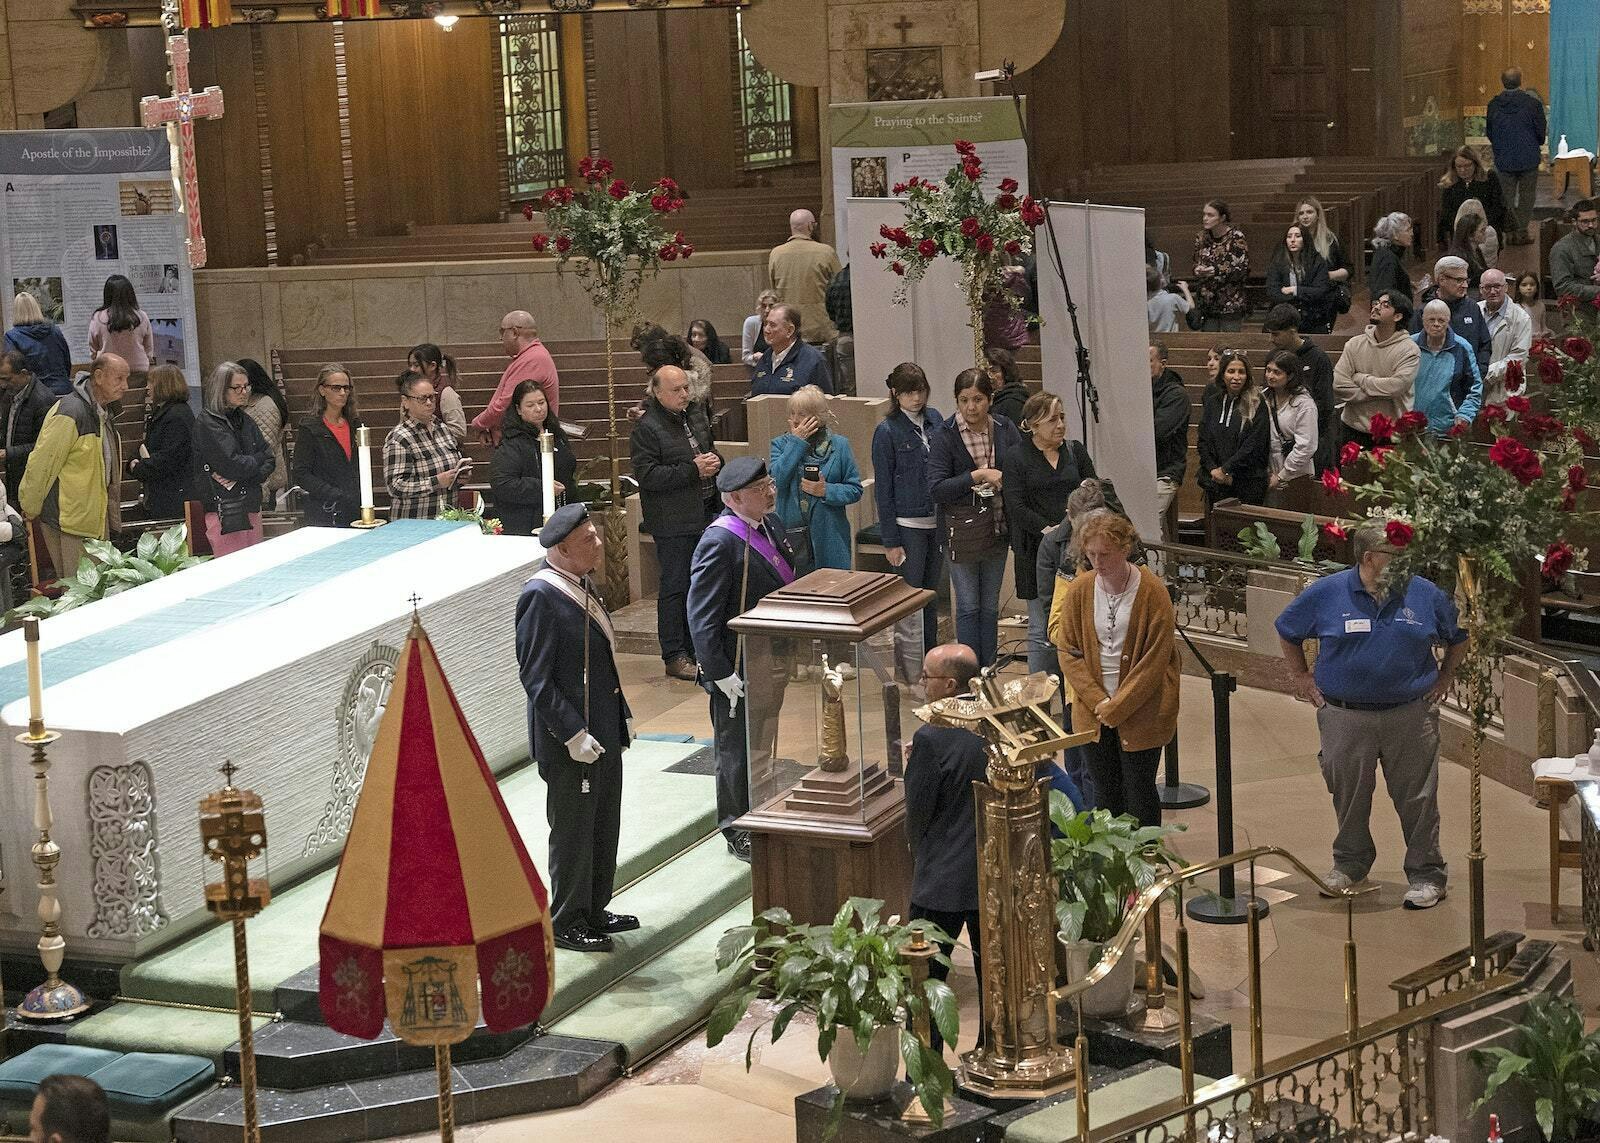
[384,369,466,520]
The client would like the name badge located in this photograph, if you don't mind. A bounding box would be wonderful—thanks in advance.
[1344,619,1372,633]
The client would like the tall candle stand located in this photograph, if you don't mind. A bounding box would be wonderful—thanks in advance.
[352,424,386,529]
[16,618,87,1022]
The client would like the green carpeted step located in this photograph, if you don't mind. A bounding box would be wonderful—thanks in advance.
[1000,1064,1217,1142]
[544,837,751,1025]
[549,898,752,1065]
[66,1005,270,1069]
[117,740,715,1012]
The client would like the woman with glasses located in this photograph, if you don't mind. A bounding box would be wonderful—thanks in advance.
[239,359,289,509]
[407,342,469,445]
[127,364,193,520]
[191,361,275,554]
[293,364,364,527]
[385,369,466,520]
[491,378,575,536]
[741,289,779,371]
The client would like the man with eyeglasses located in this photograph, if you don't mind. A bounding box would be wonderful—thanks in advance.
[384,369,465,520]
[1476,269,1532,404]
[1412,255,1492,380]
[1551,199,1600,303]
[472,310,560,446]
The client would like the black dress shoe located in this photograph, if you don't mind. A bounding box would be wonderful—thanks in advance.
[553,922,614,953]
[598,911,640,933]
[726,831,752,863]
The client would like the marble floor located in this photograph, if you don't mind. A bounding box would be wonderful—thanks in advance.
[391,652,1595,1141]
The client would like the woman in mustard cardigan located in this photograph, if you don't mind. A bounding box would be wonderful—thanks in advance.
[1055,510,1179,826]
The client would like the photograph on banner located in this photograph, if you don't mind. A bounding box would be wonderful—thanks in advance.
[0,128,201,385]
[828,95,1027,255]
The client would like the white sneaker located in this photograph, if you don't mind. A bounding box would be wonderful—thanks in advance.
[1403,882,1446,910]
[1318,869,1363,897]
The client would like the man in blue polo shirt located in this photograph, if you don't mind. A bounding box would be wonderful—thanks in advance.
[1275,519,1467,910]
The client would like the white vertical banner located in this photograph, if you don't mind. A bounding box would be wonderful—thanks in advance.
[847,198,977,401]
[1036,203,1159,540]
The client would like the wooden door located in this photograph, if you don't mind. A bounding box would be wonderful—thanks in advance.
[1249,3,1346,157]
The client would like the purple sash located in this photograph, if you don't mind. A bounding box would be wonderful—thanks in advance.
[710,514,796,584]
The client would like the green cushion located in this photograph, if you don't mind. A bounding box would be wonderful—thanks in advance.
[0,1044,121,1102]
[87,1053,214,1117]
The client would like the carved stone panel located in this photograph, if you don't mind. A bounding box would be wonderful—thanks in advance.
[85,761,168,940]
[302,640,401,857]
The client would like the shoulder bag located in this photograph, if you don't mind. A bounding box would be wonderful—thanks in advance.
[947,489,1004,563]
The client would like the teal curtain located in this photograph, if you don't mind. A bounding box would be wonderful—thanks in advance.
[1551,0,1599,154]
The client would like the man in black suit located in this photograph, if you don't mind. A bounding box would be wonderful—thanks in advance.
[686,456,797,861]
[905,642,988,1051]
[515,504,637,953]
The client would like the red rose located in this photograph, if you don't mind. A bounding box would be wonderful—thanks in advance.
[1539,356,1566,385]
[1446,421,1470,438]
[553,235,571,254]
[1522,413,1566,440]
[960,217,981,238]
[1339,441,1361,466]
[962,160,984,181]
[1490,437,1543,485]
[658,244,678,261]
[1505,395,1532,414]
[1517,456,1545,485]
[1371,445,1395,466]
[1385,520,1414,548]
[649,195,668,212]
[678,243,694,258]
[954,140,976,156]
[1545,541,1577,580]
[996,193,1017,210]
[1020,196,1047,227]
[654,177,679,194]
[1556,294,1581,312]
[1489,435,1523,468]
[1578,427,1597,453]
[1480,403,1508,425]
[577,156,594,179]
[1563,336,1594,364]
[531,233,549,253]
[891,182,907,195]
[1322,521,1348,541]
[869,242,888,258]
[890,261,906,276]
[1396,410,1428,436]
[607,178,629,200]
[917,238,937,259]
[1504,359,1524,393]
[975,233,995,254]
[894,228,913,247]
[521,203,535,221]
[1368,412,1395,443]
[1569,464,1589,492]
[1320,468,1345,495]
[1003,240,1022,256]
[999,177,1019,194]
[879,223,896,240]
[1531,337,1556,359]
[539,189,560,209]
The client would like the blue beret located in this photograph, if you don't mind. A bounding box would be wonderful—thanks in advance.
[539,503,590,547]
[716,456,768,493]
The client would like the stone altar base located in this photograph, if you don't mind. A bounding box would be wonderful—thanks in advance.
[794,1081,995,1143]
[1067,1007,1233,1087]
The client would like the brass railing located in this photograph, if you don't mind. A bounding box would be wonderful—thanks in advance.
[1147,541,1283,644]
[1038,844,1546,1143]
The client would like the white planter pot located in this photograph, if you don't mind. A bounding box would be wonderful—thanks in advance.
[1058,932,1140,1021]
[827,1022,901,1103]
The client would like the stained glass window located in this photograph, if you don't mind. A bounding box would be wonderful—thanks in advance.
[500,14,568,199]
[735,10,795,168]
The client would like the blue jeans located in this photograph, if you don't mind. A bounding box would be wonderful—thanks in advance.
[892,526,944,681]
[1026,593,1055,674]
[949,549,1007,667]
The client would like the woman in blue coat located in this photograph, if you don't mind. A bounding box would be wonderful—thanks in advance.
[770,384,863,573]
[927,367,1023,668]
[871,362,943,681]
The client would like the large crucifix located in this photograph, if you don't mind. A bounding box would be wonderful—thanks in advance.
[138,19,224,269]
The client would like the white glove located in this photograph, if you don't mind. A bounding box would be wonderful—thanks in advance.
[714,674,745,715]
[564,730,603,764]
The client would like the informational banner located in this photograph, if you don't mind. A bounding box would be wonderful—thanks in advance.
[0,129,201,385]
[828,96,1028,256]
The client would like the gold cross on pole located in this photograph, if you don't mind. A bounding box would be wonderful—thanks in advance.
[218,759,239,788]
[138,27,224,268]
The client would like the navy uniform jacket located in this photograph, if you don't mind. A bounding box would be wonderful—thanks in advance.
[515,573,632,776]
[686,510,795,687]
[904,724,990,912]
[750,340,832,397]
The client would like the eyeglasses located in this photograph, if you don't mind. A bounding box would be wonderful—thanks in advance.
[226,383,251,393]
[404,393,437,404]
[1439,274,1468,283]
[322,383,352,392]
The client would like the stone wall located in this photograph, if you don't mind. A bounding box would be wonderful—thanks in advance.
[192,250,771,370]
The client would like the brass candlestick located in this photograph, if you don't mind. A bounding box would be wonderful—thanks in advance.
[899,926,952,1124]
[199,760,271,1143]
[17,618,87,1022]
[351,425,386,530]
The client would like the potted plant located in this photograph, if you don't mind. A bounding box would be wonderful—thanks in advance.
[706,897,958,1134]
[1472,992,1600,1142]
[1049,796,1184,1020]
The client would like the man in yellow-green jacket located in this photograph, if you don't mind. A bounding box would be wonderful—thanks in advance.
[20,354,128,578]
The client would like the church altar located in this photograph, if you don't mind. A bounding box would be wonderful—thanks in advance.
[0,520,545,962]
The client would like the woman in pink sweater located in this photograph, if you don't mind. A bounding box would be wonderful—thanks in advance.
[86,274,154,377]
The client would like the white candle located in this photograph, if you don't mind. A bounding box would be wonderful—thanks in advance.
[540,430,557,521]
[357,425,375,510]
[24,617,42,728]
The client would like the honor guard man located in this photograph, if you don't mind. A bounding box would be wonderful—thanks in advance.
[515,504,637,952]
[686,456,796,862]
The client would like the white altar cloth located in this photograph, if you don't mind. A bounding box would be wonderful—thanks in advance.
[0,521,545,960]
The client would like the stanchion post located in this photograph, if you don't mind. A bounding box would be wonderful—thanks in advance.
[1185,668,1270,926]
[1158,728,1210,810]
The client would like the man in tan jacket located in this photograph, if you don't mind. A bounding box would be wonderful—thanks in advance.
[1333,289,1421,451]
[768,209,841,345]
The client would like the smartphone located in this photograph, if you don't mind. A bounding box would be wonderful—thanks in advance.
[803,464,821,483]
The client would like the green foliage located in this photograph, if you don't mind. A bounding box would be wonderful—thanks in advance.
[6,524,206,623]
[1237,521,1282,562]
[435,506,503,535]
[1049,797,1185,946]
[1471,993,1600,1141]
[706,898,958,1134]
[1297,515,1320,563]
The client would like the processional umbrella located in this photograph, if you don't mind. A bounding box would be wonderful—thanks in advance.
[318,610,555,1140]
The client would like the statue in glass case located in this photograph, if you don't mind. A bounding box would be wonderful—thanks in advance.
[818,655,849,772]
